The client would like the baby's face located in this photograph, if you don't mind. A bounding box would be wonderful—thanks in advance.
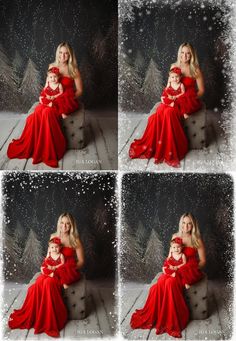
[48,72,59,84]
[171,243,182,254]
[49,243,60,254]
[169,72,181,84]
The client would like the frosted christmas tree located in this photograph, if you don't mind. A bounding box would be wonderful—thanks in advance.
[20,58,42,111]
[142,58,163,109]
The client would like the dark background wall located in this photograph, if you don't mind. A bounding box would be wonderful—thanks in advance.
[121,173,234,283]
[120,0,232,112]
[2,172,117,283]
[0,0,117,112]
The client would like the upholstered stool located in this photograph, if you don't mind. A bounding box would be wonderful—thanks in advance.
[28,272,87,320]
[62,272,87,320]
[62,104,85,150]
[184,274,208,320]
[150,102,207,149]
[184,103,207,149]
[27,102,86,150]
[151,272,208,320]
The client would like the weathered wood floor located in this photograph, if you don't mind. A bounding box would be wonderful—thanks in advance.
[121,280,232,340]
[2,280,117,340]
[119,110,233,172]
[0,110,117,170]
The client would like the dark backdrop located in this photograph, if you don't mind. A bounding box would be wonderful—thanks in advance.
[0,0,117,111]
[121,173,234,283]
[120,0,232,112]
[2,172,117,282]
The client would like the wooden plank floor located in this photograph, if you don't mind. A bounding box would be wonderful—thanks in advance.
[119,110,233,172]
[121,280,233,340]
[2,280,117,340]
[0,110,117,171]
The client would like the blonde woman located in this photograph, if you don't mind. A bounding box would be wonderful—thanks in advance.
[129,43,205,167]
[50,212,85,288]
[130,213,206,338]
[9,213,84,337]
[7,42,83,168]
[171,42,205,119]
[172,212,206,276]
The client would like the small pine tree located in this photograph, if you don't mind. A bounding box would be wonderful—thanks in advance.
[142,59,164,109]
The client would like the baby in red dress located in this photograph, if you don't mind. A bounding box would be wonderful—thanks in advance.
[41,237,66,284]
[162,237,191,289]
[161,67,186,111]
[39,67,63,108]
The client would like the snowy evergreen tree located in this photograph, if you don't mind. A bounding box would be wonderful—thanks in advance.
[122,224,146,282]
[20,58,42,110]
[120,54,144,112]
[142,59,164,110]
[94,206,108,233]
[3,226,15,280]
[135,220,147,258]
[80,58,96,107]
[21,229,43,279]
[143,229,164,281]
[0,46,21,111]
[92,30,107,62]
[134,50,145,78]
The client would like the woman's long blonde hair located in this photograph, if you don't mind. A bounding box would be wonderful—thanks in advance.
[171,42,200,78]
[56,212,80,248]
[178,212,201,248]
[54,42,78,78]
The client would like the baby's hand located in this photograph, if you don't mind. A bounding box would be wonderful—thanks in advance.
[48,102,53,107]
[171,272,176,277]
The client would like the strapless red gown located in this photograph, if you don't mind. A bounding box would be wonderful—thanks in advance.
[7,76,79,168]
[8,246,80,337]
[129,76,202,167]
[55,246,81,285]
[130,247,203,338]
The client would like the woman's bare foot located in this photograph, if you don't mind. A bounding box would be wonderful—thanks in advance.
[183,113,189,119]
[185,283,191,289]
[61,113,67,119]
[63,284,69,289]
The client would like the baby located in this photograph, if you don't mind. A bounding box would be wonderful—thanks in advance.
[41,237,65,280]
[39,67,63,108]
[161,67,186,113]
[162,237,191,289]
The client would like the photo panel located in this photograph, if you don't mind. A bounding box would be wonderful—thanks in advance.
[1,171,118,339]
[0,0,118,170]
[120,172,234,340]
[119,0,235,172]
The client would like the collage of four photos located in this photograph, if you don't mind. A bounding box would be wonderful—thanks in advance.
[0,0,235,341]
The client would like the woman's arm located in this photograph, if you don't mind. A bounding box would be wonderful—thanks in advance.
[197,238,206,269]
[75,238,85,269]
[196,68,205,98]
[74,68,83,98]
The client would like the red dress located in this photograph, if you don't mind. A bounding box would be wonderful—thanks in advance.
[40,83,61,107]
[161,84,183,106]
[130,247,202,338]
[7,76,79,168]
[129,76,202,167]
[8,246,80,337]
[41,254,63,277]
[55,246,81,285]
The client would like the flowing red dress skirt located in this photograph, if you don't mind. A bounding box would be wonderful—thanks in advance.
[129,76,202,167]
[8,246,80,337]
[7,76,79,168]
[130,247,203,338]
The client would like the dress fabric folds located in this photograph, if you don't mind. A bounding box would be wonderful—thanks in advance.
[130,247,203,338]
[8,246,80,337]
[7,76,79,168]
[129,76,202,167]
